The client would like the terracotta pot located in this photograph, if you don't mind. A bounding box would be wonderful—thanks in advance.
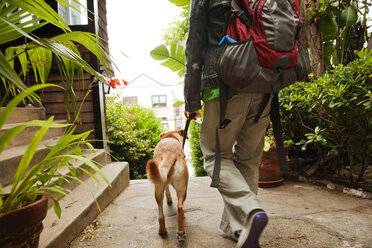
[259,146,284,188]
[0,195,48,248]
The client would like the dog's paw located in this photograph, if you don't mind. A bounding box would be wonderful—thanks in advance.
[177,231,186,242]
[158,230,168,238]
[167,200,173,206]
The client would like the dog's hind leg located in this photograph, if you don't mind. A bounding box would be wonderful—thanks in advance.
[155,184,167,236]
[165,184,173,205]
[176,189,187,242]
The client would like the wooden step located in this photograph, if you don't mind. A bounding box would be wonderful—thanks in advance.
[39,162,130,248]
[53,149,107,196]
[0,107,45,124]
[0,120,66,150]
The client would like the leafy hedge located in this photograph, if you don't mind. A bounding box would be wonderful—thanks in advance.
[106,97,163,179]
[189,119,207,177]
[279,50,372,189]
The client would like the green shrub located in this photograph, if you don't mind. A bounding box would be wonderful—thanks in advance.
[189,113,207,177]
[106,97,163,179]
[279,50,372,189]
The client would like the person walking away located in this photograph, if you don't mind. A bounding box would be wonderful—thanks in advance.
[184,0,271,247]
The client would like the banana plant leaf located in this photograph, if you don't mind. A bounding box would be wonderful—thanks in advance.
[168,0,190,7]
[150,44,185,77]
[339,6,357,28]
[319,14,337,42]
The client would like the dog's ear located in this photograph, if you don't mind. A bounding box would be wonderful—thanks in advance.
[160,133,165,139]
[177,129,184,138]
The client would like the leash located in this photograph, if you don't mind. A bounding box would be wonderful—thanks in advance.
[182,112,197,150]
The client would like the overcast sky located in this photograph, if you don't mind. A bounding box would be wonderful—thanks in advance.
[106,0,184,97]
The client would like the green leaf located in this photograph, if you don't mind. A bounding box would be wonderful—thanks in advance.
[44,40,105,82]
[339,6,357,28]
[173,100,184,107]
[150,44,185,77]
[0,51,26,93]
[319,15,337,41]
[5,47,15,69]
[150,44,170,60]
[14,46,29,79]
[0,119,69,154]
[53,199,62,219]
[6,0,70,32]
[0,6,46,45]
[78,167,99,183]
[27,47,53,84]
[323,41,334,68]
[12,117,54,189]
[52,31,112,74]
[168,0,190,7]
[63,154,110,186]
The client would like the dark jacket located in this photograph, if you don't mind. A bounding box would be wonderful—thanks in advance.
[184,0,231,112]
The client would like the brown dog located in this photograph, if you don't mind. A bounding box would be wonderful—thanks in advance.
[146,130,189,241]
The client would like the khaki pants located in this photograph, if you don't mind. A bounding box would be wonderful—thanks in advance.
[200,92,271,237]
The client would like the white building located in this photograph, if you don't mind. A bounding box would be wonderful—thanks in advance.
[117,73,184,132]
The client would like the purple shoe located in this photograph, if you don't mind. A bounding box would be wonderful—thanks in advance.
[237,212,268,248]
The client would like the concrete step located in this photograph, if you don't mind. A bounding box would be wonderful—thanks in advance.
[45,149,107,208]
[0,107,45,124]
[0,120,66,150]
[39,162,130,248]
[1,149,107,196]
[0,138,59,187]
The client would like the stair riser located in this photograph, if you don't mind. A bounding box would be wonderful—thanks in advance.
[0,148,50,187]
[0,126,64,150]
[0,107,45,124]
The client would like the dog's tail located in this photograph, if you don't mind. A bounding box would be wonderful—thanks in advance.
[146,159,162,184]
[146,155,178,184]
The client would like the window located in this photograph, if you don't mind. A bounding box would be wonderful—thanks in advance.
[58,0,88,26]
[176,120,183,130]
[162,123,169,131]
[123,96,137,105]
[175,108,181,116]
[152,95,167,108]
[20,14,39,27]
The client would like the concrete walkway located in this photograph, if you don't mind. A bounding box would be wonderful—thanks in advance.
[69,177,372,248]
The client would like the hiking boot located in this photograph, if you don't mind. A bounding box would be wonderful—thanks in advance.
[236,211,268,248]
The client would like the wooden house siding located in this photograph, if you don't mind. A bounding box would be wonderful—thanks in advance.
[1,0,112,148]
[40,0,113,146]
[39,47,97,141]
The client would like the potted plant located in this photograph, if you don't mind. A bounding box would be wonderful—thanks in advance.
[0,85,110,247]
[258,136,284,188]
[0,1,113,247]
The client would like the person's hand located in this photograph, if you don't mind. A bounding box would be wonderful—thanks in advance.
[184,110,200,120]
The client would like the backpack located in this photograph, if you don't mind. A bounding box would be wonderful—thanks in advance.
[210,0,310,188]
